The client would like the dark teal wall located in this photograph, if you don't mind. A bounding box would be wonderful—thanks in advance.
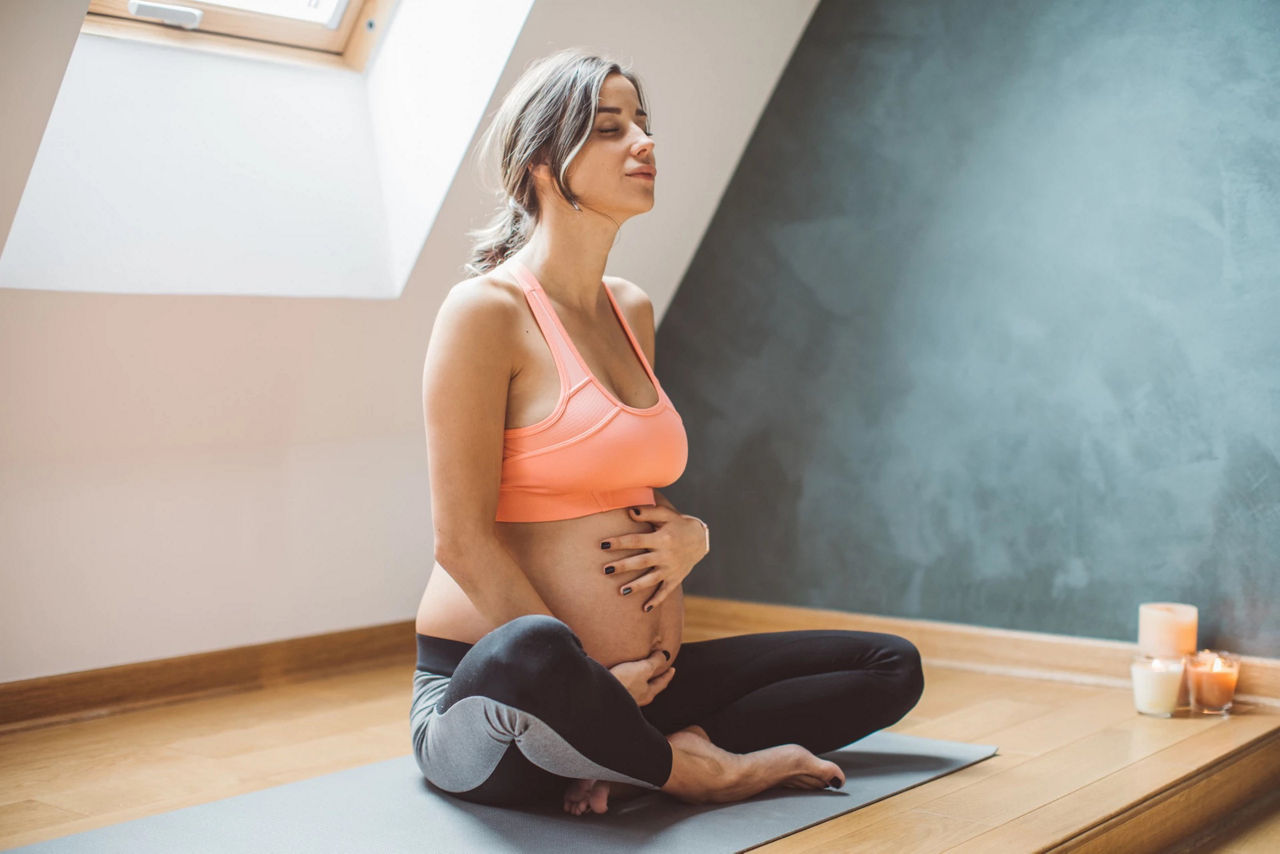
[658,0,1279,656]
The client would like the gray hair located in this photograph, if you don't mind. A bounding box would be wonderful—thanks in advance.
[463,48,651,277]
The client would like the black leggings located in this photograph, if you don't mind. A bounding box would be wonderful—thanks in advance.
[409,614,924,808]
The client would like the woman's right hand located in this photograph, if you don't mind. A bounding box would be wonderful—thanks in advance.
[607,649,674,706]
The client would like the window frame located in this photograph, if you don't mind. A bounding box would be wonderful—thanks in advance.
[82,0,398,71]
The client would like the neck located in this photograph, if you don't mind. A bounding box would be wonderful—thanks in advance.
[511,205,621,312]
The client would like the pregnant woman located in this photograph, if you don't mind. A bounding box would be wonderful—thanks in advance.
[411,48,924,815]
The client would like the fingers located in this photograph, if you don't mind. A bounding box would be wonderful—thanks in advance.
[641,580,667,613]
[639,666,675,705]
[619,567,662,598]
[601,533,642,550]
[650,666,676,694]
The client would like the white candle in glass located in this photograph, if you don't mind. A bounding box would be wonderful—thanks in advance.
[1131,655,1185,717]
[1138,602,1197,709]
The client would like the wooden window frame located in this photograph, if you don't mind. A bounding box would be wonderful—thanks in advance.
[82,0,399,72]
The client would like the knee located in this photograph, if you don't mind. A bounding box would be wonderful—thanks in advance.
[483,614,584,678]
[883,635,924,717]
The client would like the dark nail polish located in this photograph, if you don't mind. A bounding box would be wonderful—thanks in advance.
[644,604,653,612]
[828,777,842,788]
[662,649,670,660]
[601,542,611,550]
[604,565,615,574]
[622,587,632,595]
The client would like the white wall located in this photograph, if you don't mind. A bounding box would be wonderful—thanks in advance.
[0,0,820,682]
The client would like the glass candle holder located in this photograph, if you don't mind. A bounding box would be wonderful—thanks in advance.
[1187,650,1241,715]
[1130,654,1185,717]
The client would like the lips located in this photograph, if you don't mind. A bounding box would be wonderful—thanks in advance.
[627,167,657,178]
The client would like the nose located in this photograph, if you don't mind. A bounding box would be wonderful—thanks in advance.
[633,133,654,157]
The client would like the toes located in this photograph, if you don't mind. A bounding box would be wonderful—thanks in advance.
[588,780,611,814]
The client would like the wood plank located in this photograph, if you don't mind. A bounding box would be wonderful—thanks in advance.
[940,713,1280,851]
[981,688,1138,756]
[793,808,988,853]
[758,752,1028,853]
[1201,787,1280,853]
[1054,722,1280,852]
[0,799,86,838]
[1064,727,1280,854]
[752,691,1136,850]
[907,714,1229,828]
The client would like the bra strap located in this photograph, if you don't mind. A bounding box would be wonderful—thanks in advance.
[508,260,589,386]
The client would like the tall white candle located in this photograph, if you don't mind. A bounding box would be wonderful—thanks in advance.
[1138,603,1197,657]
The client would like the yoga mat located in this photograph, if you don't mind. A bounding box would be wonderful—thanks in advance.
[10,731,997,853]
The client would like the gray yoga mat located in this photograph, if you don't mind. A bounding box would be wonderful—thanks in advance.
[10,731,997,853]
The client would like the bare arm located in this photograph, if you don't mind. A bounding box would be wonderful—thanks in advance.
[423,279,554,625]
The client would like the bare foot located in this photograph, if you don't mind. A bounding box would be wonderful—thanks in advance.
[562,777,655,816]
[663,726,845,804]
[564,726,716,815]
[562,778,610,816]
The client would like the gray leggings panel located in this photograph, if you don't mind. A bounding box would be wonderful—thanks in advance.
[409,670,659,794]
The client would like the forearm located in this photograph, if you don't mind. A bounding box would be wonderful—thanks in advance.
[435,534,555,626]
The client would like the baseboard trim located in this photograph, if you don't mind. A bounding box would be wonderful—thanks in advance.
[3,594,1275,733]
[0,620,410,734]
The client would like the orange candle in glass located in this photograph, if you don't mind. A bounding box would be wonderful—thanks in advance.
[1187,650,1241,714]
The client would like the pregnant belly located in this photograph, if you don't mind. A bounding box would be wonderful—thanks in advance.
[499,508,684,669]
[417,506,684,670]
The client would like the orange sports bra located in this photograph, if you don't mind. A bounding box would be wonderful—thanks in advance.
[494,259,688,522]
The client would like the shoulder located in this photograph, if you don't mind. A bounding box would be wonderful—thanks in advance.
[604,275,654,319]
[440,270,524,325]
[429,272,526,361]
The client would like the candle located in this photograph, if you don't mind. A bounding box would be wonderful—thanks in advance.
[1138,603,1198,657]
[1187,650,1241,715]
[1138,602,1198,709]
[1130,655,1185,717]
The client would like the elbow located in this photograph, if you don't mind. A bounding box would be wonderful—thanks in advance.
[432,527,490,573]
[433,539,460,568]
[437,517,501,578]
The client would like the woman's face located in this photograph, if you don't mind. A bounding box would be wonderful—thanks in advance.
[561,73,656,218]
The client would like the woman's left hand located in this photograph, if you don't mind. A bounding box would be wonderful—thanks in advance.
[600,505,709,613]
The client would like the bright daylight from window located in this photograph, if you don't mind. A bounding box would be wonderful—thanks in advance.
[200,0,351,28]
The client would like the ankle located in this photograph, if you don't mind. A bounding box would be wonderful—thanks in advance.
[662,738,740,802]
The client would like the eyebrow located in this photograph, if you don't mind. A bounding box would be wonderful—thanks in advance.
[596,106,647,117]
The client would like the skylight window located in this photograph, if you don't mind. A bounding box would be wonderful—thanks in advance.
[200,0,350,29]
[83,0,395,69]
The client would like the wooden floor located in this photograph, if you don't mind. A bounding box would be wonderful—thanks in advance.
[2,634,1277,852]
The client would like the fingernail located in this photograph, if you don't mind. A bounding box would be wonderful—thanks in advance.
[662,649,670,660]
[621,587,632,595]
[604,565,615,574]
[644,604,653,612]
[601,542,611,550]
[829,777,842,788]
